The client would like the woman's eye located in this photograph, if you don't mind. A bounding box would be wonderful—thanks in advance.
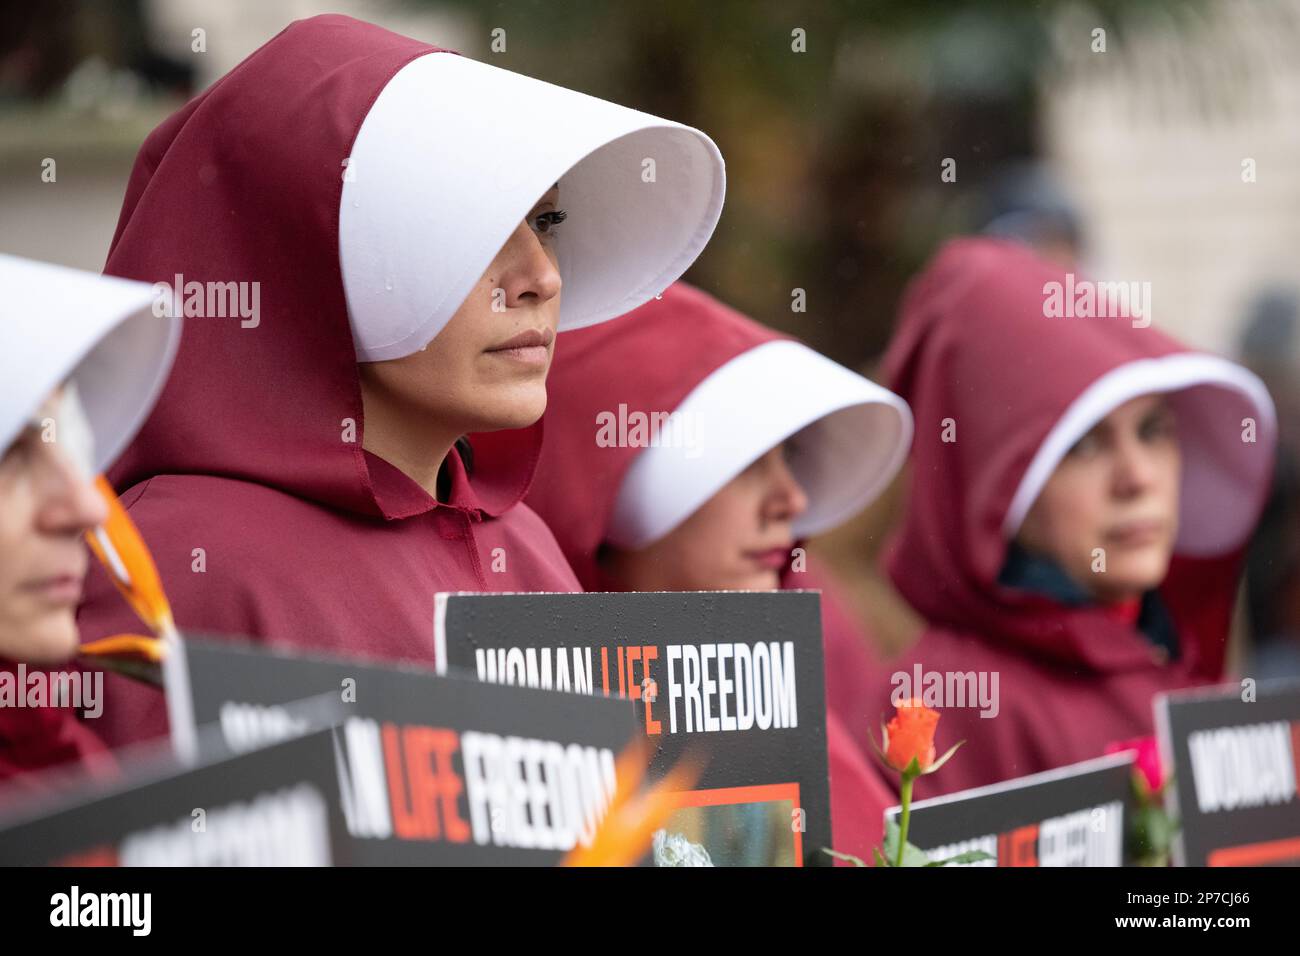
[531,209,567,238]
[1067,431,1102,459]
[1140,413,1176,443]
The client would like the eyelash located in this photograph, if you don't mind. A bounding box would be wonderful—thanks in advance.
[532,209,567,238]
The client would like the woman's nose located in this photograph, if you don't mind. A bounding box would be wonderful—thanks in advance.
[497,221,562,308]
[767,451,809,521]
[37,445,108,535]
[1112,436,1160,497]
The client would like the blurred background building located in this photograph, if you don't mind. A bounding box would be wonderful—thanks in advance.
[3,0,1297,675]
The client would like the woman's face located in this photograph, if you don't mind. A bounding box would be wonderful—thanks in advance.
[603,445,810,592]
[358,186,565,435]
[0,388,108,663]
[1016,394,1181,603]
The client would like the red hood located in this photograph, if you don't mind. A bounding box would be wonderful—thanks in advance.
[882,237,1275,677]
[103,15,537,520]
[529,282,912,588]
[527,283,784,588]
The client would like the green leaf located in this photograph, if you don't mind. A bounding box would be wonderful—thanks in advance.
[870,719,894,773]
[926,849,995,867]
[883,817,932,867]
[1132,770,1151,802]
[919,739,966,776]
[872,846,889,868]
[1131,803,1175,856]
[822,848,869,867]
[79,654,162,687]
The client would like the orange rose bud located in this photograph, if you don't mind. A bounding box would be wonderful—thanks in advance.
[884,699,939,773]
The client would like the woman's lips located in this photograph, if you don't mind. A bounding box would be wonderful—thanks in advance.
[21,573,84,605]
[1106,519,1165,548]
[485,328,554,367]
[746,547,792,571]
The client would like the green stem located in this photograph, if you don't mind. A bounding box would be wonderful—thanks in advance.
[896,773,914,868]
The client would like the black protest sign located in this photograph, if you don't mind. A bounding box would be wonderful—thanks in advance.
[434,590,830,866]
[885,753,1135,866]
[166,635,640,865]
[0,730,348,866]
[1155,679,1300,866]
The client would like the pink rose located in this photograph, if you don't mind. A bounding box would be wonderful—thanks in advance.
[1105,736,1163,794]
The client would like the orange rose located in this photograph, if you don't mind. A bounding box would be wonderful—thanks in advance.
[884,698,939,773]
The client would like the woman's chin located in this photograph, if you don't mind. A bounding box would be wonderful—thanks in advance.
[1091,560,1170,604]
[472,391,549,431]
[1,612,81,666]
[732,569,782,592]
